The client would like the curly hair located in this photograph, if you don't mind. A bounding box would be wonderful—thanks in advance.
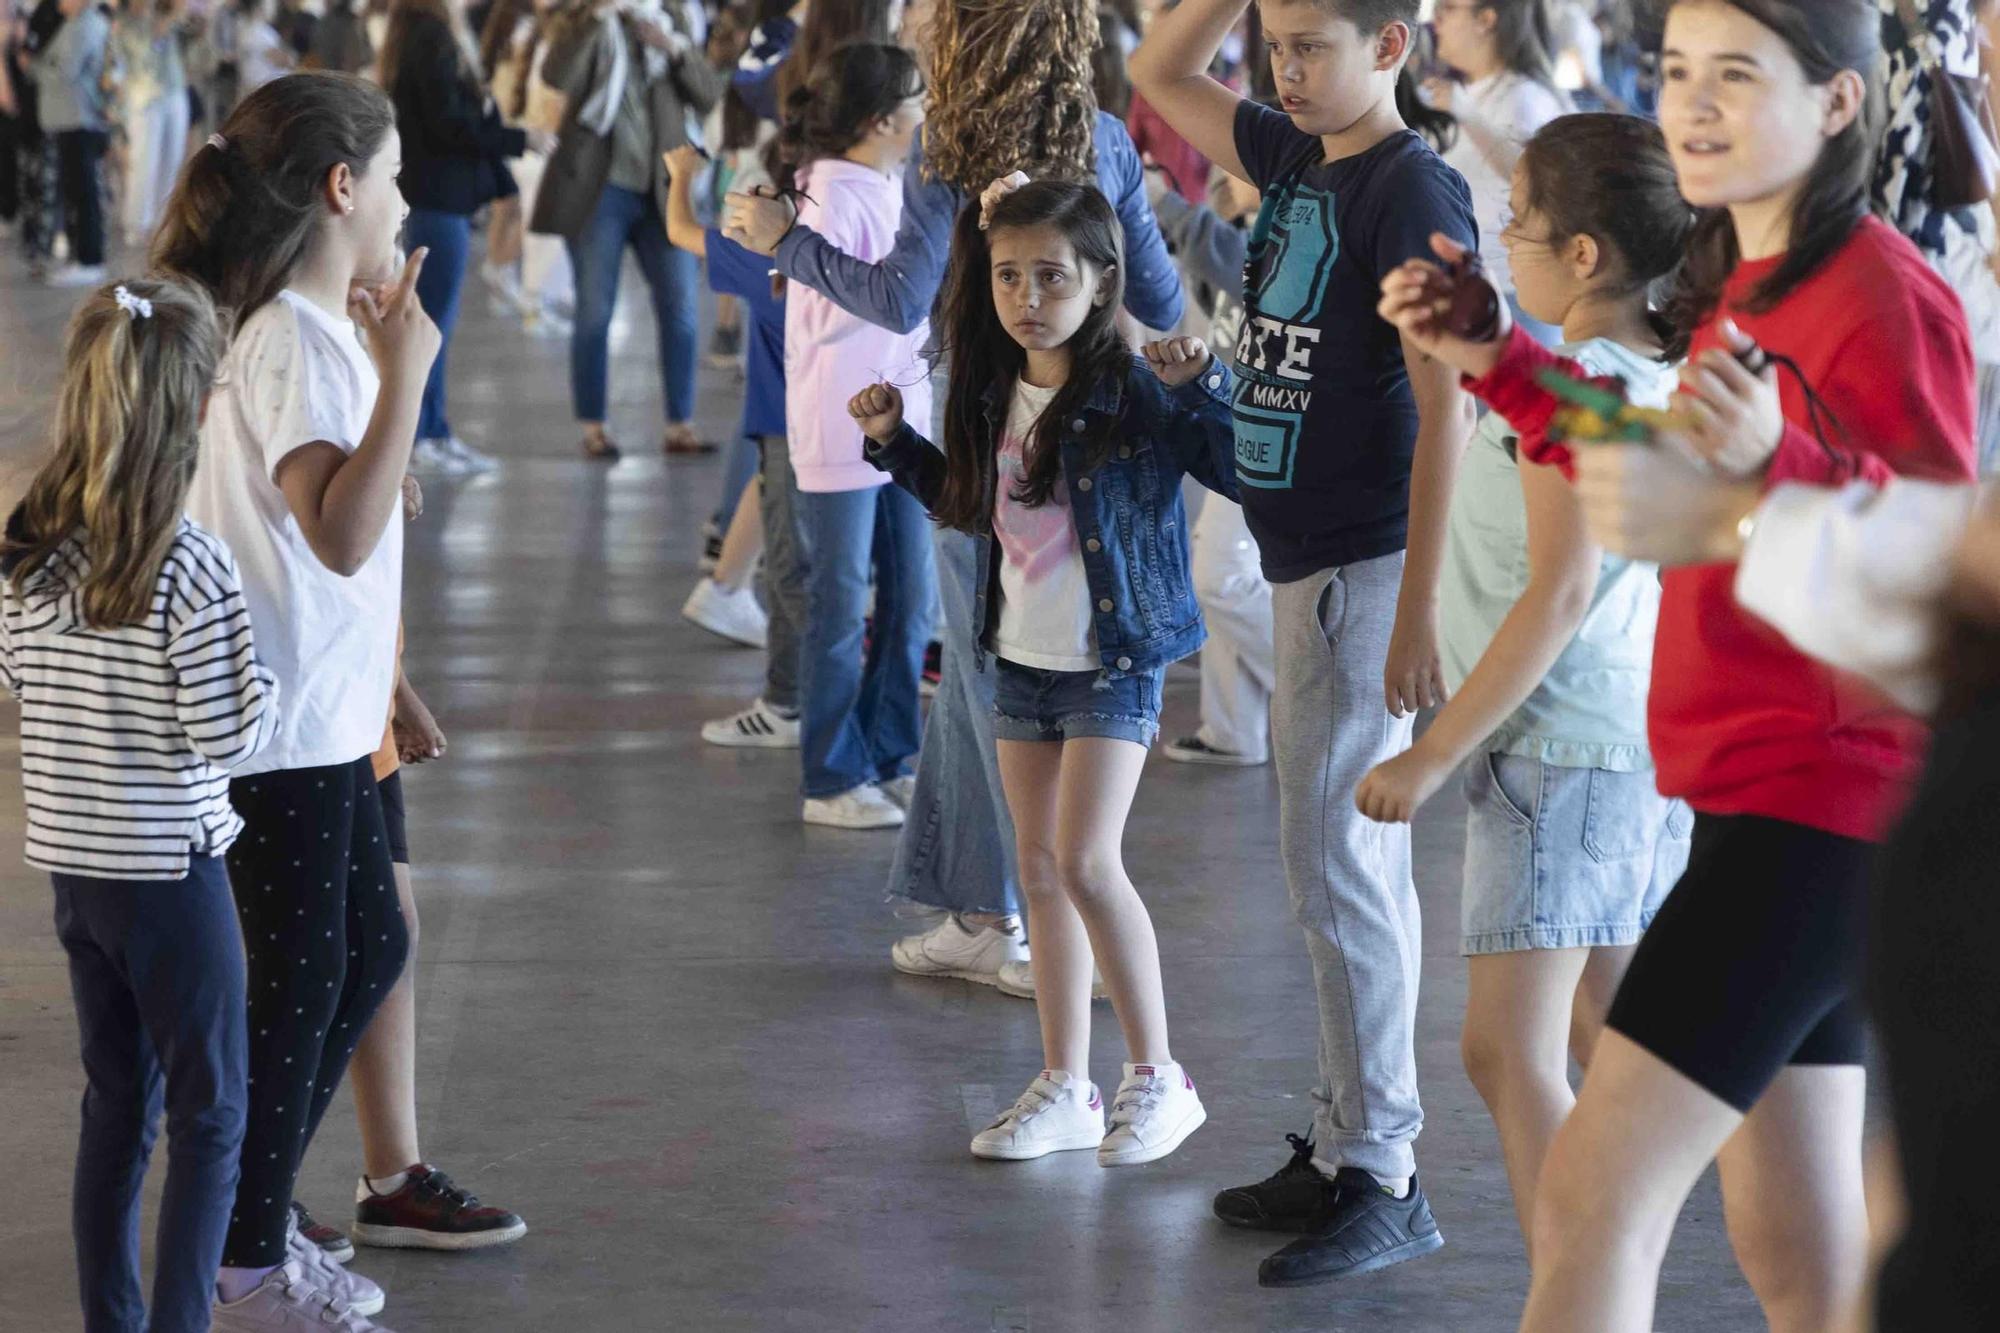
[921,0,1100,194]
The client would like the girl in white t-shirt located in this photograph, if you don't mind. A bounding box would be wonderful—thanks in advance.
[235,0,293,93]
[1425,0,1572,340]
[152,72,437,1329]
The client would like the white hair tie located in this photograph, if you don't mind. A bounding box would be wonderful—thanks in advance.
[113,286,154,320]
[207,133,227,151]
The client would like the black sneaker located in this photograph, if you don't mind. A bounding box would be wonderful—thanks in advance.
[1256,1169,1444,1288]
[1213,1133,1344,1232]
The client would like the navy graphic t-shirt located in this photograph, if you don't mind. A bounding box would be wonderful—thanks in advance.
[1231,101,1476,582]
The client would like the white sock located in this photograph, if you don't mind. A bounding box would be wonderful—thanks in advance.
[216,1264,279,1304]
[361,1170,409,1199]
[1310,1159,1412,1199]
[1370,1173,1412,1199]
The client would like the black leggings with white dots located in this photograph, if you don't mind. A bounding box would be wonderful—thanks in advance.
[221,757,410,1267]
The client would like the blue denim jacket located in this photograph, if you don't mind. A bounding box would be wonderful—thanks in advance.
[867,355,1239,678]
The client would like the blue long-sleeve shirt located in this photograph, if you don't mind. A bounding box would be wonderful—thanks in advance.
[773,110,1185,336]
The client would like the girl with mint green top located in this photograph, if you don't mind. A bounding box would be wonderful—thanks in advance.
[1355,113,1694,1257]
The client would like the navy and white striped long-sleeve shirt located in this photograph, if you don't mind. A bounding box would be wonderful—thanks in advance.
[1,517,280,879]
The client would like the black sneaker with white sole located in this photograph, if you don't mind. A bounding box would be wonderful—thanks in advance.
[1213,1134,1344,1232]
[1256,1169,1444,1287]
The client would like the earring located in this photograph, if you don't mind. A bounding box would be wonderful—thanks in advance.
[344,205,354,214]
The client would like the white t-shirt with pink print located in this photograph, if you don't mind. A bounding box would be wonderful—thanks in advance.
[990,379,1098,672]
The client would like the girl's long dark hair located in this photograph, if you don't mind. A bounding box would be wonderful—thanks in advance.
[1665,0,1881,331]
[150,73,396,324]
[1520,113,1697,358]
[772,41,923,194]
[774,0,899,113]
[930,180,1129,534]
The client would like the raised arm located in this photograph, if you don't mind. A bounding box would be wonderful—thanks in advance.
[1102,117,1187,331]
[764,154,956,334]
[661,145,709,256]
[1128,0,1251,180]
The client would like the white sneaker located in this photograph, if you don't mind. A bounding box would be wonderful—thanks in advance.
[682,579,768,649]
[802,785,905,830]
[211,1260,392,1331]
[438,435,498,473]
[286,1214,384,1316]
[878,775,917,809]
[46,262,108,288]
[995,958,1110,1001]
[701,698,800,749]
[523,306,573,339]
[409,438,464,474]
[1097,1061,1207,1167]
[970,1071,1106,1161]
[890,914,1027,985]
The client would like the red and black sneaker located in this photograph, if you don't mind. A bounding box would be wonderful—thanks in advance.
[351,1164,528,1252]
[290,1200,355,1264]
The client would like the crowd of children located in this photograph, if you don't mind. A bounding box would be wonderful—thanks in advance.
[7,0,2000,1328]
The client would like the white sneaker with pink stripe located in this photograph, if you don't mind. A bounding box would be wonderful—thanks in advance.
[969,1070,1105,1161]
[1098,1061,1206,1167]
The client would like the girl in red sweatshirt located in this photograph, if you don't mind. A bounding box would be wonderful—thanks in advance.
[1378,1,1974,1329]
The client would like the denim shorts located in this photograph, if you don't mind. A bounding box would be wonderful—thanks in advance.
[1461,752,1693,956]
[991,658,1165,748]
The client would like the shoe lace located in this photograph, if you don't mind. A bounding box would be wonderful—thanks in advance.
[1107,1076,1165,1128]
[1266,1132,1318,1182]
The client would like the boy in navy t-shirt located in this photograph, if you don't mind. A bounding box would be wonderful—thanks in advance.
[664,146,807,749]
[1133,0,1475,1286]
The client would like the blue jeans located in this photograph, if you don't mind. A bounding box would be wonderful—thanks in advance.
[53,856,247,1333]
[795,483,936,798]
[885,526,1021,915]
[565,185,697,424]
[992,660,1167,748]
[404,208,473,442]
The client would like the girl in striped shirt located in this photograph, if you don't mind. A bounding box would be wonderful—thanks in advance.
[1,277,278,1333]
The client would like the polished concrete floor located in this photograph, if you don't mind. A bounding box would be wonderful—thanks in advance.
[0,235,1762,1330]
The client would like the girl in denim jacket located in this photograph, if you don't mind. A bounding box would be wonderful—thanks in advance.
[850,179,1236,1169]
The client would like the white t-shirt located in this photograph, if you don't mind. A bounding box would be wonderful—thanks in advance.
[991,380,1097,672]
[239,20,288,92]
[1442,71,1569,297]
[187,289,402,776]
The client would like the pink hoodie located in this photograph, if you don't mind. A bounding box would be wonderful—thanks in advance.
[783,157,934,493]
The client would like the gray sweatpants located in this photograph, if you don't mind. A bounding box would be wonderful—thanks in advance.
[757,434,808,714]
[1270,553,1422,1181]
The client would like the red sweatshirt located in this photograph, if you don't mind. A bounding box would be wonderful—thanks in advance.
[1467,217,1976,840]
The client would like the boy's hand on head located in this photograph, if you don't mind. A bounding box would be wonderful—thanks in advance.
[721,187,796,256]
[1384,605,1447,719]
[1355,743,1452,825]
[978,172,1031,230]
[847,383,906,444]
[1377,232,1509,380]
[1142,335,1212,387]
[1674,320,1783,479]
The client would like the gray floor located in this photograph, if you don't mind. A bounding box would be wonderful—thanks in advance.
[0,235,1761,1331]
